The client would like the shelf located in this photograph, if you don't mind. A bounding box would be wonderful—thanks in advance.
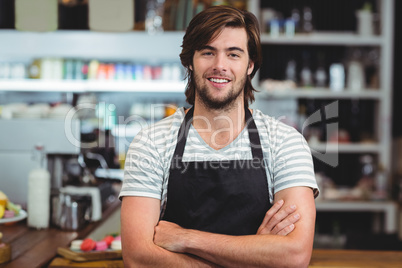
[260,32,384,46]
[259,88,382,99]
[316,200,397,211]
[309,143,381,154]
[0,79,186,93]
[0,30,185,61]
[315,200,398,233]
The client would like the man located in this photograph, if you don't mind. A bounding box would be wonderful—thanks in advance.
[120,5,318,267]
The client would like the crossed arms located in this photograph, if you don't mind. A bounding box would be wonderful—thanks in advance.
[121,186,316,268]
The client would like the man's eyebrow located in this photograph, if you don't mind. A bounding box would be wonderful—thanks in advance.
[227,47,245,53]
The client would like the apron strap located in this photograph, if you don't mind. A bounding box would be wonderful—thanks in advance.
[172,106,264,160]
[244,107,264,160]
[172,106,194,159]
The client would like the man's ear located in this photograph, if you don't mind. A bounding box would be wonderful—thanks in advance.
[189,65,193,71]
[247,61,254,75]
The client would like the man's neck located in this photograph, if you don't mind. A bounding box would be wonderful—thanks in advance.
[191,100,246,150]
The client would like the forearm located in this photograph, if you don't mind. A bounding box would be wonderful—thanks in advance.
[182,230,310,268]
[120,196,221,268]
[123,241,221,268]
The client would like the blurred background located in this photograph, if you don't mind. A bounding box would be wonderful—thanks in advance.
[0,0,402,250]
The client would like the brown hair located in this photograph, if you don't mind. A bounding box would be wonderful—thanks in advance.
[180,5,262,108]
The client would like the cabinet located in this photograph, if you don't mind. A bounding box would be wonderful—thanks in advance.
[248,0,397,239]
[0,0,398,238]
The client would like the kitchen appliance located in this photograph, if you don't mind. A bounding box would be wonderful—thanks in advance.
[52,192,91,231]
[51,185,102,231]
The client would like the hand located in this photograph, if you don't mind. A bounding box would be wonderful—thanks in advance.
[256,199,300,236]
[154,220,187,253]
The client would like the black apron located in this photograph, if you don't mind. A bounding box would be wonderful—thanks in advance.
[162,106,271,235]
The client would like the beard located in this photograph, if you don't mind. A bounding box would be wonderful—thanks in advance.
[194,71,247,111]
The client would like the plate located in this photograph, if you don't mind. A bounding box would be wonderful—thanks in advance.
[57,247,122,262]
[0,209,27,224]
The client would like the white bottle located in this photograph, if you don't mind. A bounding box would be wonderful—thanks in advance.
[347,61,365,91]
[27,145,50,229]
[329,63,345,91]
[356,3,374,36]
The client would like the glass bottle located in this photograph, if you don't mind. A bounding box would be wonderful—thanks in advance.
[302,6,313,33]
[27,145,51,229]
[146,0,165,34]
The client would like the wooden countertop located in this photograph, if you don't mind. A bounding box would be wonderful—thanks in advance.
[2,196,402,267]
[309,249,402,267]
[48,248,402,267]
[0,198,121,268]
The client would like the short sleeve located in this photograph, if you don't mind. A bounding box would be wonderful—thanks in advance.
[273,127,319,198]
[119,129,165,200]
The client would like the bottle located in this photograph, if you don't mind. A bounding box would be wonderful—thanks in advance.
[358,154,375,199]
[374,164,388,200]
[290,8,301,33]
[356,2,374,36]
[347,49,365,91]
[302,6,313,33]
[27,144,51,229]
[315,52,327,88]
[146,0,165,34]
[300,51,313,88]
[28,59,41,79]
[329,63,345,91]
[347,61,365,91]
[285,60,297,83]
[284,18,295,38]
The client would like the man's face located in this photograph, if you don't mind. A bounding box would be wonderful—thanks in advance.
[191,27,254,110]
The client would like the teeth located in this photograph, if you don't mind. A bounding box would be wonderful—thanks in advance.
[209,78,229,83]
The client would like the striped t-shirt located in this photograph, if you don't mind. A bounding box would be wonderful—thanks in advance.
[119,107,319,214]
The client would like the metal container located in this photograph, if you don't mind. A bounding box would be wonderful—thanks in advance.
[51,192,92,231]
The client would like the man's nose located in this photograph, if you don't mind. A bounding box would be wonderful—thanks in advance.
[213,53,227,72]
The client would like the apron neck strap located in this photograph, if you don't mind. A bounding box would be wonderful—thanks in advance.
[173,106,264,159]
[245,107,264,159]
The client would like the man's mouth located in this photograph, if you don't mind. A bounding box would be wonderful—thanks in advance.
[208,78,230,83]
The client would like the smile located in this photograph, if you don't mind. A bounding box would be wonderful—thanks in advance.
[208,78,230,83]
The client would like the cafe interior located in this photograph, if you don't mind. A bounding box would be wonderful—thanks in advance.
[1,0,402,266]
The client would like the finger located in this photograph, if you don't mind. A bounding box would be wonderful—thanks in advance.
[264,204,297,232]
[257,200,284,234]
[258,212,299,235]
[276,223,295,236]
[270,212,300,235]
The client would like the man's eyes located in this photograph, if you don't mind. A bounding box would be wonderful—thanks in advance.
[201,51,213,56]
[200,51,240,58]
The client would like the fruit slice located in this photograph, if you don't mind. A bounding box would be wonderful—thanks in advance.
[0,191,8,207]
[0,205,4,219]
[102,235,114,247]
[6,201,20,216]
[80,238,96,251]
